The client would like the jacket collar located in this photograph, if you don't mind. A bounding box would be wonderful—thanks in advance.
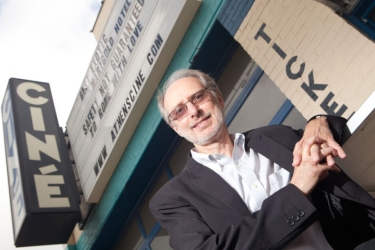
[184,129,295,216]
[186,155,251,216]
[244,131,294,173]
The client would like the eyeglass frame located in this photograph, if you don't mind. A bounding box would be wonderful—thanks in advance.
[168,88,215,121]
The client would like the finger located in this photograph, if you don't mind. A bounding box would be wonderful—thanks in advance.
[306,143,320,161]
[304,136,325,148]
[327,139,346,158]
[292,140,303,166]
[330,164,341,173]
[304,136,324,159]
[325,154,335,167]
[318,161,341,173]
[315,146,337,165]
[310,144,321,162]
[322,142,338,158]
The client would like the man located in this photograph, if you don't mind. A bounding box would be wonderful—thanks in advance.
[149,69,375,249]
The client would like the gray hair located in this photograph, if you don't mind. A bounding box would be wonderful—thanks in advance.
[157,69,221,124]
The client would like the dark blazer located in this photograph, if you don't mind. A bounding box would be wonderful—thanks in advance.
[150,116,375,250]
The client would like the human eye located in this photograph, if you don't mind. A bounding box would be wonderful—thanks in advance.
[174,105,185,115]
[193,91,205,103]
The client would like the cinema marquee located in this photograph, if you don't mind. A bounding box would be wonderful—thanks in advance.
[67,0,200,202]
[2,78,80,247]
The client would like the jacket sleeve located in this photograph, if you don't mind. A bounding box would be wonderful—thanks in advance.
[307,115,351,145]
[149,117,352,249]
[150,183,318,250]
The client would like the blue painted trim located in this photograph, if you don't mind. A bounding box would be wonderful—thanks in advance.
[139,223,161,250]
[165,164,174,180]
[343,0,375,40]
[362,1,375,21]
[344,15,375,40]
[269,99,294,125]
[225,66,264,126]
[217,0,256,36]
[136,215,147,239]
[189,0,226,63]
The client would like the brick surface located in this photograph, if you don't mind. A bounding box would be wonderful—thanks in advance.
[275,71,286,87]
[332,76,351,97]
[290,27,309,51]
[315,30,336,56]
[269,11,285,32]
[234,0,375,120]
[345,26,360,45]
[269,67,280,82]
[265,52,282,75]
[318,3,332,22]
[285,79,301,98]
[282,0,292,9]
[305,0,317,12]
[348,53,367,82]
[300,31,318,59]
[331,15,344,32]
[308,19,324,37]
[279,14,297,40]
[343,40,362,63]
[346,72,365,99]
[302,103,315,119]
[279,78,291,93]
[290,87,303,104]
[291,10,309,36]
[365,62,375,80]
[359,38,375,58]
[296,89,312,111]
[316,65,333,83]
[358,77,375,97]
[265,45,275,61]
[359,55,375,77]
[293,0,308,19]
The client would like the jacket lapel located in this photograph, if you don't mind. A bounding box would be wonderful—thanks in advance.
[245,131,294,173]
[186,156,251,217]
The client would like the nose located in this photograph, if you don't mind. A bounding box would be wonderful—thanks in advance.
[186,101,200,117]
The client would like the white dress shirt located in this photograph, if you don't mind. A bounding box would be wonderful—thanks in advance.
[191,133,332,250]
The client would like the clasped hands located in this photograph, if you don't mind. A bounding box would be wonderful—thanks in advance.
[291,117,347,196]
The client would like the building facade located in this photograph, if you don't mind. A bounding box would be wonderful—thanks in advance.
[65,0,375,249]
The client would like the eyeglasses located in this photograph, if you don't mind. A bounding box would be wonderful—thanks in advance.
[168,88,212,121]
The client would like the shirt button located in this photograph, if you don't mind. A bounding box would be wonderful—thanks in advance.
[252,183,258,189]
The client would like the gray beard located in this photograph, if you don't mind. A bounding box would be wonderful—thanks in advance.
[185,107,225,146]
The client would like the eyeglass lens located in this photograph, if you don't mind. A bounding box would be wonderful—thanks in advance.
[170,89,210,120]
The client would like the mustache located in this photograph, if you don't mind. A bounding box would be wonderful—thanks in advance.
[189,112,211,129]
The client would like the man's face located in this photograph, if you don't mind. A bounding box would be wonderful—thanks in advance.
[164,77,225,146]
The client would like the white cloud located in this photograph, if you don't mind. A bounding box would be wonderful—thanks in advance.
[0,0,100,249]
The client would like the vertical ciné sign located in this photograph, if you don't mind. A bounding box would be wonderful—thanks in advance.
[2,78,80,246]
[2,85,26,239]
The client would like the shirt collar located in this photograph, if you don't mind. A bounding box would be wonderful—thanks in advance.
[191,133,245,165]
